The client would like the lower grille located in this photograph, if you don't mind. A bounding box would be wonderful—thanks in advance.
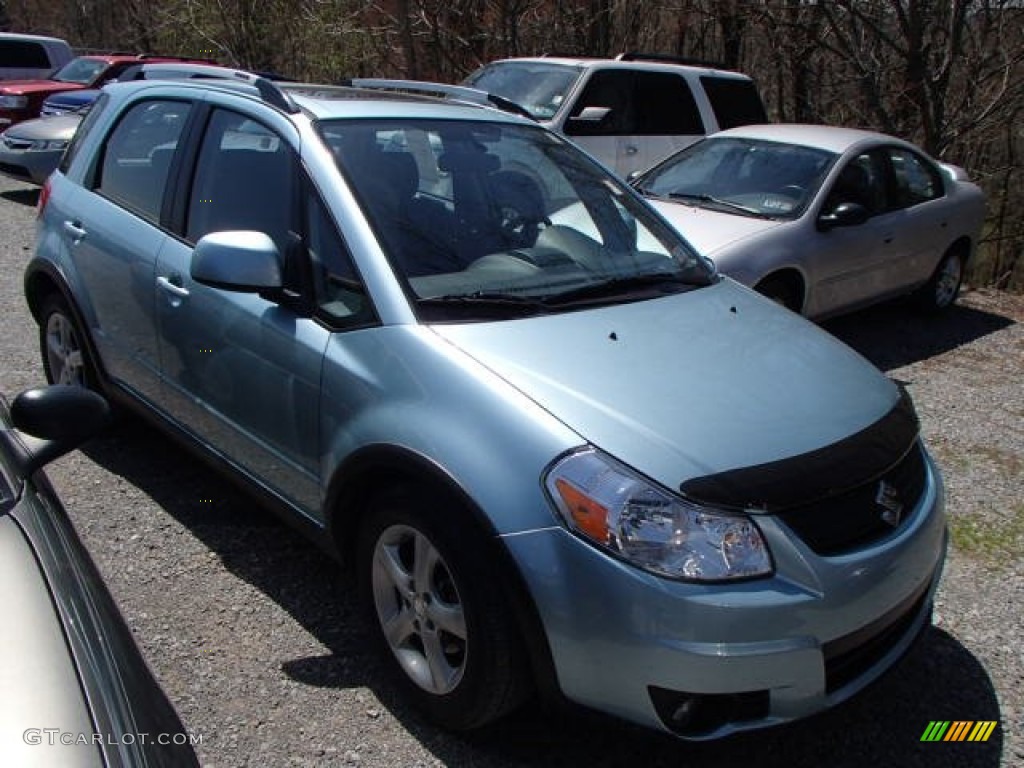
[823,584,930,694]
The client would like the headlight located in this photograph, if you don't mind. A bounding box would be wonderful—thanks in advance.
[37,139,69,151]
[0,95,29,109]
[545,448,772,581]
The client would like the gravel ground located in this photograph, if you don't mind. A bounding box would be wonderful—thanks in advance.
[1,174,1021,767]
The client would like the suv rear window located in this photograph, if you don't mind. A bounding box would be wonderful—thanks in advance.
[700,77,767,129]
[0,41,53,68]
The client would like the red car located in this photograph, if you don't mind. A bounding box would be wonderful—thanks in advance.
[0,53,213,127]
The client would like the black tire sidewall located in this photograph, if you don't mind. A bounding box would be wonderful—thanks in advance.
[39,293,98,390]
[919,250,964,311]
[356,489,524,730]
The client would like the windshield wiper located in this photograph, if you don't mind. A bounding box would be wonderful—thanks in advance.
[418,291,550,314]
[543,272,706,307]
[667,193,770,218]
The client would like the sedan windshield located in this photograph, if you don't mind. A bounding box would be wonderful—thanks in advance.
[52,58,108,85]
[319,119,713,319]
[637,137,837,219]
[463,62,581,121]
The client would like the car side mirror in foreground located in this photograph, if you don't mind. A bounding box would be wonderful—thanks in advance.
[191,231,283,293]
[4,386,110,476]
[817,202,869,232]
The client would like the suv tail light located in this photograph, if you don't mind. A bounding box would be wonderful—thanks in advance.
[37,178,51,218]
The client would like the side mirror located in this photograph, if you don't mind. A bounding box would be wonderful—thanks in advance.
[817,202,869,232]
[4,386,110,476]
[568,105,612,125]
[191,231,283,292]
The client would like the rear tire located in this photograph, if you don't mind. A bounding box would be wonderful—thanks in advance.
[39,293,99,390]
[357,488,529,730]
[916,248,964,312]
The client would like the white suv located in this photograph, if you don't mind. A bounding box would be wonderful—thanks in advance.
[464,53,766,176]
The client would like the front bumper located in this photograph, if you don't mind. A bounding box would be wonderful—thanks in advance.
[0,144,61,185]
[503,450,947,738]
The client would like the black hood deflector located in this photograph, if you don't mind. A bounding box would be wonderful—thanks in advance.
[679,389,920,513]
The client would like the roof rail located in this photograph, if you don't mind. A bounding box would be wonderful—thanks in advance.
[615,51,727,69]
[340,78,534,120]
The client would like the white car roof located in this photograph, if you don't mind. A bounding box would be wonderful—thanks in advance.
[712,123,917,155]
[486,57,754,80]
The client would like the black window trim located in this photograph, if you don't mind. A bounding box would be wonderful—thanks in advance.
[300,174,380,332]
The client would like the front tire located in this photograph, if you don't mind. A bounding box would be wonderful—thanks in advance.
[357,489,528,730]
[39,293,98,389]
[754,274,803,313]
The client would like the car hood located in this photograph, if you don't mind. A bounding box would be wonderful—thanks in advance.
[648,198,784,257]
[4,114,81,140]
[431,280,900,500]
[0,81,83,95]
[43,89,98,108]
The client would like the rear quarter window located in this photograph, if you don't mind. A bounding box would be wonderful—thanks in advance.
[701,77,767,129]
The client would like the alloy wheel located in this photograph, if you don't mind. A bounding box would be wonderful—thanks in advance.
[44,311,85,386]
[371,524,468,695]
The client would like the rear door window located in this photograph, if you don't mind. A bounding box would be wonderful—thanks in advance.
[566,70,704,136]
[886,148,944,208]
[95,99,191,221]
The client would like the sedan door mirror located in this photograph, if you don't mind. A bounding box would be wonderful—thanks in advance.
[4,387,110,476]
[191,231,283,292]
[817,202,869,232]
[569,106,612,125]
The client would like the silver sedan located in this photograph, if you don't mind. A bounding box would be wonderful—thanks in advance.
[0,114,80,185]
[634,124,986,318]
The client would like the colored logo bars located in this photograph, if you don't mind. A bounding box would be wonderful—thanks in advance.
[920,721,998,742]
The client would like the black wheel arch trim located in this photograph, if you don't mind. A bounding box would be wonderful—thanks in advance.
[326,443,564,706]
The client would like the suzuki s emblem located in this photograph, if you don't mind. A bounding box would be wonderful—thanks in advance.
[875,481,903,527]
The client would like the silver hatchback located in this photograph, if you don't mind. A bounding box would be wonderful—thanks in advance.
[27,77,946,739]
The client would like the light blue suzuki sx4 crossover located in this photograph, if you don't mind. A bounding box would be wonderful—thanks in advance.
[26,75,946,739]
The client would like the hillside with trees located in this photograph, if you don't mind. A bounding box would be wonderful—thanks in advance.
[4,0,1020,290]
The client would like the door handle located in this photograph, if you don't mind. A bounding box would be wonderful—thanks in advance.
[63,220,86,242]
[157,275,190,298]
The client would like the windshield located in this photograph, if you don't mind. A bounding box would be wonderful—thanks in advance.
[463,62,581,121]
[319,119,713,320]
[637,137,837,219]
[52,57,108,85]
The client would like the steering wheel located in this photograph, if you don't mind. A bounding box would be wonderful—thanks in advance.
[498,204,551,247]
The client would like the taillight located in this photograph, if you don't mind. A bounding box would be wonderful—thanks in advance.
[37,178,51,218]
